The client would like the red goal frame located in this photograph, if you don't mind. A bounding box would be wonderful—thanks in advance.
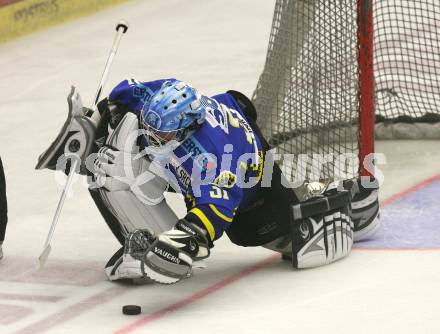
[358,0,375,177]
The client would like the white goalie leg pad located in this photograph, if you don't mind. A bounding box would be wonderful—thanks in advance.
[292,211,354,269]
[98,167,177,281]
[268,186,355,269]
[93,110,177,236]
[94,111,179,280]
[98,187,177,236]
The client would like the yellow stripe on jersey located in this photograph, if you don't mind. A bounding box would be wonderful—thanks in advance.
[209,204,233,223]
[190,208,215,241]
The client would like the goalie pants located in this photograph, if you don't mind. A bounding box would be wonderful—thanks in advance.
[226,160,298,247]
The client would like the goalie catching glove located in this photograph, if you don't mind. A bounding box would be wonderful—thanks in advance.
[126,219,211,284]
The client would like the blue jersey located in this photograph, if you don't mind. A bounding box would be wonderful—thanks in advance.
[109,79,264,241]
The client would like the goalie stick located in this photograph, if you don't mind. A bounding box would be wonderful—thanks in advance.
[38,20,129,269]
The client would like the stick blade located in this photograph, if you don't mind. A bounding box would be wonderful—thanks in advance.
[38,244,52,270]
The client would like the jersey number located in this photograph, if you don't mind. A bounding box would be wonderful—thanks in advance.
[209,185,229,200]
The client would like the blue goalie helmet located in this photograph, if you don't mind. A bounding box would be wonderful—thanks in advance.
[140,80,206,148]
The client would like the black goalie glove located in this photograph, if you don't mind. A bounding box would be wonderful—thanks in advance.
[126,220,211,284]
[289,184,354,269]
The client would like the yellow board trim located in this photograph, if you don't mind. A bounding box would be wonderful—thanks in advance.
[209,204,233,223]
[0,0,130,44]
[190,208,215,241]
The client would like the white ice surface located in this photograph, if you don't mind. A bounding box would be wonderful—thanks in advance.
[0,0,439,333]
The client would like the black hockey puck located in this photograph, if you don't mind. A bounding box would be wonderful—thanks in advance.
[122,305,141,315]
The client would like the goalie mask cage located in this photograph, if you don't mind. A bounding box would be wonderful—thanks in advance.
[253,0,440,192]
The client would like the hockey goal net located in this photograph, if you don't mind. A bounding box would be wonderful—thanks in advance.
[253,0,440,192]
